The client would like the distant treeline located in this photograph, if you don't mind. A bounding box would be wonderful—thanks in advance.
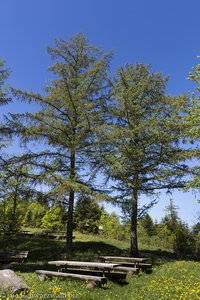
[0,195,199,259]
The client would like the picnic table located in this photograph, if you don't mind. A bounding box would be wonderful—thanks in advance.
[0,230,30,236]
[100,256,152,273]
[36,260,125,288]
[0,250,29,265]
[48,260,122,277]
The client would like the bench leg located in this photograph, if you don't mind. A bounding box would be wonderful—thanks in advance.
[38,274,47,282]
[86,280,98,289]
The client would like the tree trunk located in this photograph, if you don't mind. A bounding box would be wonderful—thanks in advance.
[66,150,75,258]
[3,201,6,232]
[130,186,138,256]
[66,190,74,257]
[10,187,18,231]
[0,269,29,294]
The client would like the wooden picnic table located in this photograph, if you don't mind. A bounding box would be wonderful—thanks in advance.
[100,256,152,273]
[48,261,122,277]
[0,250,29,264]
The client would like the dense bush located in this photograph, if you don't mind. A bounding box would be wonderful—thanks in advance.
[22,201,47,228]
[0,198,25,231]
[41,206,66,231]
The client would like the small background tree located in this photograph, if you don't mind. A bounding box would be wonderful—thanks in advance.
[41,206,66,231]
[22,201,47,228]
[74,195,102,234]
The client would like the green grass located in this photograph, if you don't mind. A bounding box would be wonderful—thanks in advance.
[1,261,199,300]
[0,232,199,299]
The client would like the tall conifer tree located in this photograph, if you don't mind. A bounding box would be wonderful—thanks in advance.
[101,63,195,255]
[9,34,112,255]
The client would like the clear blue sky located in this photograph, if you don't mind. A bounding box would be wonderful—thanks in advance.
[0,0,200,225]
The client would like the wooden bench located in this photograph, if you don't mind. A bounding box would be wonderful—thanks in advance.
[117,263,152,273]
[59,267,127,280]
[105,261,152,272]
[0,250,29,264]
[100,256,149,263]
[35,270,107,289]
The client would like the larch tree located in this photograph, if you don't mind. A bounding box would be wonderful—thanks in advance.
[8,34,112,255]
[186,58,200,193]
[0,59,14,193]
[0,59,13,231]
[100,63,196,256]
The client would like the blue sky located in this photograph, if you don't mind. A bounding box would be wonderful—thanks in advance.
[0,0,200,225]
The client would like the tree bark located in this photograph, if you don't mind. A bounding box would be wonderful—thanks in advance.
[66,149,75,257]
[10,186,18,231]
[0,269,29,294]
[130,185,139,256]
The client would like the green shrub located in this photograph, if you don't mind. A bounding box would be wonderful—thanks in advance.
[22,201,47,228]
[41,206,66,231]
[99,212,124,240]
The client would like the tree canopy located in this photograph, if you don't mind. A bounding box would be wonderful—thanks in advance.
[98,63,197,255]
[7,34,112,255]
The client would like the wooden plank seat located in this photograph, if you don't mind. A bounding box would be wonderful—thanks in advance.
[104,261,152,269]
[121,262,151,272]
[35,270,107,288]
[59,267,127,280]
[104,262,152,274]
[0,250,29,264]
[100,256,148,262]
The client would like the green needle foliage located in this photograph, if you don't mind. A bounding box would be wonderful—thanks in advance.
[100,63,197,255]
[186,58,200,192]
[74,195,102,234]
[8,34,112,255]
[0,59,11,150]
[0,59,10,105]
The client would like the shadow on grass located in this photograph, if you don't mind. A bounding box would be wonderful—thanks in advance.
[140,249,200,263]
[73,240,129,261]
[1,235,196,274]
[0,236,129,273]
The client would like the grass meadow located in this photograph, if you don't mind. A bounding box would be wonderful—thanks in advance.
[0,232,199,300]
